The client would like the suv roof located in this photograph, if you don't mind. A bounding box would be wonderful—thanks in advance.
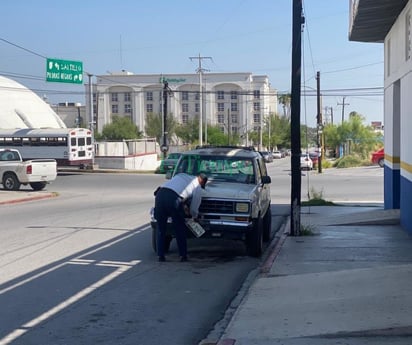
[184,145,259,159]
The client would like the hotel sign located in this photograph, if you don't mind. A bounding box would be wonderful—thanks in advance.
[159,77,186,84]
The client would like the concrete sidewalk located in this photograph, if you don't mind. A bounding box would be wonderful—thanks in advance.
[210,205,412,345]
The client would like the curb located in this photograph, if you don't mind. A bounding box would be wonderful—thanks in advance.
[260,217,290,276]
[0,193,57,205]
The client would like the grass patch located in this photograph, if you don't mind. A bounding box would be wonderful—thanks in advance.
[299,223,317,236]
[302,187,335,206]
[302,198,335,206]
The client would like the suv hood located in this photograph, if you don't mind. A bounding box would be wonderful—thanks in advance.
[202,181,257,200]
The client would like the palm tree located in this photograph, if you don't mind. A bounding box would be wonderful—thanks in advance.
[278,93,291,119]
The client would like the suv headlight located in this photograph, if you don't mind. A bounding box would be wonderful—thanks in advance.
[235,202,249,213]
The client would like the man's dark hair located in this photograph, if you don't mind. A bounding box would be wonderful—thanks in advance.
[198,172,208,188]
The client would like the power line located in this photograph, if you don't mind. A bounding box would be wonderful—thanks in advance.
[0,37,46,59]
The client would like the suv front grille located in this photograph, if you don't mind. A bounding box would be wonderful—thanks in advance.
[200,200,234,214]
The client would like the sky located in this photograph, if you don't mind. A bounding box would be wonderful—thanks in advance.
[0,0,384,128]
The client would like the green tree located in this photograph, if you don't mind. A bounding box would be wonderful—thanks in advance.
[145,112,176,144]
[175,118,199,145]
[207,125,241,145]
[323,112,379,158]
[100,115,142,140]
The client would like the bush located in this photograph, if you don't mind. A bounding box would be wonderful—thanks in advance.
[333,154,370,168]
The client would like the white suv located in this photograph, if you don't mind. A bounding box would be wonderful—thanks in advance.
[150,146,272,257]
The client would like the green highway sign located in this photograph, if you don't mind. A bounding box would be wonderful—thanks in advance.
[46,58,83,84]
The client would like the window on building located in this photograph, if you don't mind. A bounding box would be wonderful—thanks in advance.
[182,91,189,101]
[231,114,238,123]
[253,102,260,111]
[112,104,118,114]
[217,103,225,112]
[182,114,189,124]
[254,90,260,99]
[253,113,261,123]
[146,91,153,101]
[195,91,200,100]
[231,126,238,134]
[231,91,238,100]
[182,103,189,112]
[218,114,225,124]
[195,103,200,112]
[406,11,411,60]
[253,126,260,131]
[125,104,132,113]
[93,93,97,103]
[111,92,118,102]
[219,126,225,133]
[217,90,224,100]
[231,102,238,112]
[146,104,153,113]
[124,92,131,102]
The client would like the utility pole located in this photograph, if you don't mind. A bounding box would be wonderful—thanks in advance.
[316,71,322,173]
[227,108,231,145]
[330,106,334,125]
[162,81,172,159]
[290,0,304,236]
[190,54,212,146]
[268,107,271,151]
[338,96,349,123]
[259,113,263,150]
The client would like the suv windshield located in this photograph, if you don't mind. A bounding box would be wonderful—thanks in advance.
[175,155,255,184]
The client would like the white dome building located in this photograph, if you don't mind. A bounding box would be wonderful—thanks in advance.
[0,76,66,129]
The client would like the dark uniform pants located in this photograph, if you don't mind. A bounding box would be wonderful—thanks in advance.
[154,187,187,258]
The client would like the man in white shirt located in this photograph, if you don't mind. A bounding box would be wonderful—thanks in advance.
[154,172,208,262]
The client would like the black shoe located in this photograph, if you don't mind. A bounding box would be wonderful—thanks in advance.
[158,256,166,262]
[180,256,188,262]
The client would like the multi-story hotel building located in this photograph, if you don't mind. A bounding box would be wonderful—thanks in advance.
[88,71,277,145]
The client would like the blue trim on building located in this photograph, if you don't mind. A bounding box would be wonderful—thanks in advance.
[400,174,412,234]
[384,165,400,209]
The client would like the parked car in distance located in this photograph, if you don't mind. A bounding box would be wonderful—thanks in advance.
[300,153,313,170]
[0,148,57,190]
[272,150,282,159]
[259,151,273,163]
[156,152,182,174]
[309,152,319,167]
[371,148,384,167]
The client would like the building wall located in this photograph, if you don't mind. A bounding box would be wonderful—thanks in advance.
[90,72,277,146]
[384,0,412,231]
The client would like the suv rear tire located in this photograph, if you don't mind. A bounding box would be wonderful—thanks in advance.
[262,206,272,242]
[246,217,263,257]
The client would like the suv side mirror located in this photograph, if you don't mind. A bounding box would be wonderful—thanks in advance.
[261,175,271,184]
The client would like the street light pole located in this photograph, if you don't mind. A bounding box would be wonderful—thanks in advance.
[75,102,81,128]
[268,109,271,151]
[259,112,263,150]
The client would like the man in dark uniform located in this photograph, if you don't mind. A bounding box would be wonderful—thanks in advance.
[154,172,208,262]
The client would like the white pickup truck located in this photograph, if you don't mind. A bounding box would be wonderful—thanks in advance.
[0,149,57,191]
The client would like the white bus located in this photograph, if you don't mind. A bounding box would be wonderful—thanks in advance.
[0,128,94,166]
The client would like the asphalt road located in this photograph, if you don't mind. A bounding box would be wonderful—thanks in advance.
[0,171,288,345]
